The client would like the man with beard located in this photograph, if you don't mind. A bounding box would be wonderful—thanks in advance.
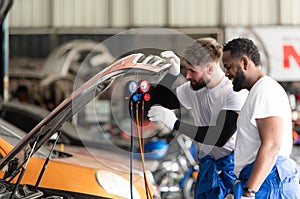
[147,37,248,198]
[222,38,300,199]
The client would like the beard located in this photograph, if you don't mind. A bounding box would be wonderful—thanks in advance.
[190,79,207,91]
[232,70,246,91]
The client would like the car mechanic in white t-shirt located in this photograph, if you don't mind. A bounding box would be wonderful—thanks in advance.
[222,38,300,199]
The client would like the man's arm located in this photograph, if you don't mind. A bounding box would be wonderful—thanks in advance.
[148,106,239,147]
[149,73,180,109]
[243,116,283,196]
[174,110,238,147]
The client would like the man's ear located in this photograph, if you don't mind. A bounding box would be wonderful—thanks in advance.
[207,64,214,75]
[241,56,249,70]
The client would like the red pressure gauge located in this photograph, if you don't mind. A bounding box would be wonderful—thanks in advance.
[139,80,150,93]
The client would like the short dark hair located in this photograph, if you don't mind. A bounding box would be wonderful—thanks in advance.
[223,38,261,66]
[183,37,222,66]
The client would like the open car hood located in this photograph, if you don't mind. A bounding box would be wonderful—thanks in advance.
[0,0,13,24]
[0,53,170,177]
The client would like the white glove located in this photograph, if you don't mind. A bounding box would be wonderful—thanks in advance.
[147,105,178,130]
[160,51,180,76]
[240,196,255,199]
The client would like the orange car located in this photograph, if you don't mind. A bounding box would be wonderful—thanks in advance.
[0,118,158,199]
[0,53,170,198]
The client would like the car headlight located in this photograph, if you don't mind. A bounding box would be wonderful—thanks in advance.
[95,170,141,199]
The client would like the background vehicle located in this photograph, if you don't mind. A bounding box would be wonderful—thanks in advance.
[42,39,115,81]
[9,39,115,112]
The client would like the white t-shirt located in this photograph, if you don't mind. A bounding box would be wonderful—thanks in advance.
[176,76,248,159]
[234,76,293,176]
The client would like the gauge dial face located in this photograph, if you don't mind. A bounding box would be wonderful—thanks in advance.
[139,80,150,93]
[128,81,138,93]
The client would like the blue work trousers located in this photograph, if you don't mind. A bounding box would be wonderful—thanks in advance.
[194,152,236,199]
[234,156,300,199]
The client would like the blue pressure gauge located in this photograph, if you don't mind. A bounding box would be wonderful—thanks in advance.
[127,81,138,94]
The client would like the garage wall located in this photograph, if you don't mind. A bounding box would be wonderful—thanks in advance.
[279,0,300,25]
[8,0,300,28]
[9,0,50,27]
[222,0,278,25]
[52,0,109,27]
[7,0,300,59]
[131,0,167,26]
[111,0,130,27]
[168,0,220,27]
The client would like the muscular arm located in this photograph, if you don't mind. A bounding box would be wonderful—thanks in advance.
[149,74,238,147]
[149,73,180,109]
[173,110,238,147]
[244,116,283,196]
